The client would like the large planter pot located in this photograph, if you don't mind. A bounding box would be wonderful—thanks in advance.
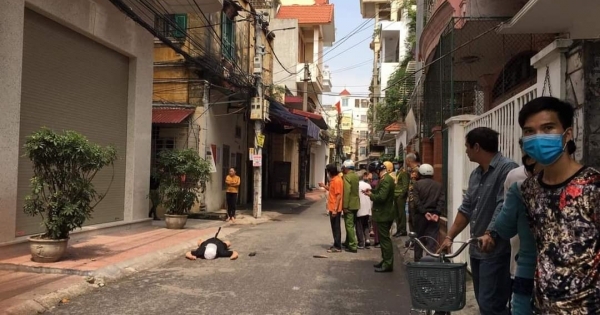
[164,214,188,229]
[28,235,69,263]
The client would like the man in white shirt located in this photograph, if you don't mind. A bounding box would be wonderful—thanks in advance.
[356,171,373,249]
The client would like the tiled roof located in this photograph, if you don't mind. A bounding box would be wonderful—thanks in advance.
[339,88,351,96]
[152,107,195,124]
[276,4,334,25]
[384,121,405,132]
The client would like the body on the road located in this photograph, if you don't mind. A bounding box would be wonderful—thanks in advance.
[365,161,396,272]
[186,237,239,260]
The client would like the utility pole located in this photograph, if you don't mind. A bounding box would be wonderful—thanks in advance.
[253,13,265,218]
[299,63,310,200]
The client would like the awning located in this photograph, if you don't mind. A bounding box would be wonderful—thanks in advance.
[497,0,600,39]
[152,107,195,124]
[268,100,320,140]
[285,96,303,104]
[290,109,329,130]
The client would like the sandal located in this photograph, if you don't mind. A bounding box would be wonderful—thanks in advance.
[327,248,342,253]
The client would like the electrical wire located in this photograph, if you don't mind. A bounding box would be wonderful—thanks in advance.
[266,37,295,75]
[382,21,505,92]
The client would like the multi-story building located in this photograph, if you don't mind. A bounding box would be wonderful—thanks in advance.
[0,0,154,244]
[360,0,411,161]
[418,0,600,267]
[267,0,335,195]
[148,0,276,214]
[333,89,371,168]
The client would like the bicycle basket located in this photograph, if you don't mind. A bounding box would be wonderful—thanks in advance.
[406,262,467,312]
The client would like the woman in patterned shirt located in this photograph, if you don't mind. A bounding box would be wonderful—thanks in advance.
[518,97,600,314]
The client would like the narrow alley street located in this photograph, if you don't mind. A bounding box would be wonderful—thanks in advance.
[46,199,413,315]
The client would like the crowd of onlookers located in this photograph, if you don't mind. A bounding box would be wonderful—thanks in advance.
[320,146,444,274]
[323,96,600,314]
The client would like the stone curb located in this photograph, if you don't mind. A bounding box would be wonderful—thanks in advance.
[3,227,240,315]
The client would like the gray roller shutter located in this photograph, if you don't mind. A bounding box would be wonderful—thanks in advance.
[16,9,129,237]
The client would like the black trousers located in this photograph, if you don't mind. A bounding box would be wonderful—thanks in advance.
[355,215,370,247]
[330,213,342,249]
[413,212,439,261]
[226,192,237,218]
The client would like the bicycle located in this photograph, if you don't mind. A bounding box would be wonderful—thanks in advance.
[406,232,480,315]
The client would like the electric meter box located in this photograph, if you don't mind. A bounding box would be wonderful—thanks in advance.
[250,97,263,120]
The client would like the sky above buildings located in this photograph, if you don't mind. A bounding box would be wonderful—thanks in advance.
[322,0,373,105]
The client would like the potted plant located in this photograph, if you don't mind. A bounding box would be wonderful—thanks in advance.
[23,128,117,263]
[155,149,211,229]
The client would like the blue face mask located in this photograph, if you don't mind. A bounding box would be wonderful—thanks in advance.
[522,132,567,166]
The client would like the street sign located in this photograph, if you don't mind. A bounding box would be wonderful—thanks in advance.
[252,154,262,167]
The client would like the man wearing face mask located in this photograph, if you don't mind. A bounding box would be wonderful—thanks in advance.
[480,152,540,315]
[518,97,600,314]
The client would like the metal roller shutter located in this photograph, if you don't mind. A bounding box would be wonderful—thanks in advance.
[16,9,129,237]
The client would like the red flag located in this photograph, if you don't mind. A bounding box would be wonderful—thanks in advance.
[335,101,341,114]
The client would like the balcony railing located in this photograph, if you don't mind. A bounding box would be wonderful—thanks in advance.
[322,67,331,92]
[296,63,323,92]
[425,0,446,24]
[462,84,538,191]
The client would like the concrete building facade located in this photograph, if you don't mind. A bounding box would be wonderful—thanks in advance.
[0,0,154,244]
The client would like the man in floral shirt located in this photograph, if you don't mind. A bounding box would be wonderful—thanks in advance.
[519,97,600,314]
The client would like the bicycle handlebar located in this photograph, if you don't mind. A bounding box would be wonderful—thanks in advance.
[408,232,480,259]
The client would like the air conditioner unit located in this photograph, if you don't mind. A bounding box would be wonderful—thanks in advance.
[250,97,263,120]
[253,56,262,74]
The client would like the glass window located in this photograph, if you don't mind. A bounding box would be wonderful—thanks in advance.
[221,13,236,60]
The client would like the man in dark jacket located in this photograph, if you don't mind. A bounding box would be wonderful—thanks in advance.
[409,164,445,261]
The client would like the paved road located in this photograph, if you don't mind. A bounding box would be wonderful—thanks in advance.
[47,200,413,315]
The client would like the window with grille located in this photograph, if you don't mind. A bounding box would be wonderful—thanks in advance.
[342,98,348,107]
[359,147,366,156]
[221,12,236,61]
[355,99,360,108]
[154,14,187,39]
[360,115,367,123]
[492,51,536,101]
[361,99,369,108]
[153,137,176,167]
[359,130,367,139]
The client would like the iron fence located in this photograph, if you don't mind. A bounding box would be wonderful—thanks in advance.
[419,17,554,138]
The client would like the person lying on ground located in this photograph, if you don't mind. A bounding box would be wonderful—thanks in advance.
[185,237,239,260]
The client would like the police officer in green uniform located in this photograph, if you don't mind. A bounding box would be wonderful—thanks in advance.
[365,161,396,272]
[341,159,360,253]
